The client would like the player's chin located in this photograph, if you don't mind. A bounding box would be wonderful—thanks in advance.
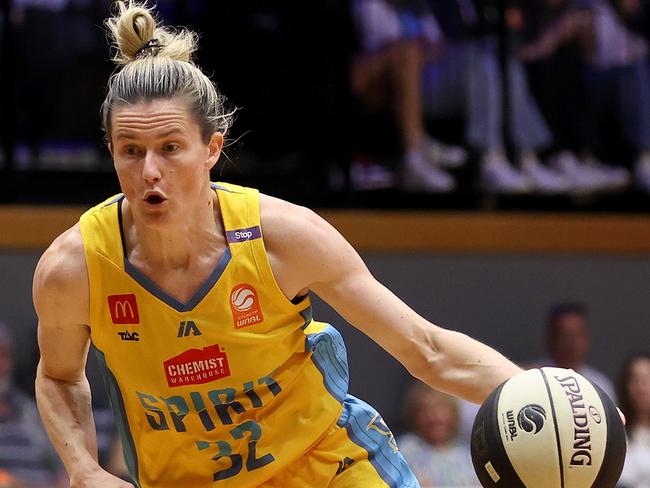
[138,203,175,226]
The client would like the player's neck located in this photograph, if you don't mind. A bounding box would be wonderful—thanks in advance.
[551,356,583,371]
[124,195,224,269]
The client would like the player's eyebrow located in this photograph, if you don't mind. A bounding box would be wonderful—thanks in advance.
[114,127,186,140]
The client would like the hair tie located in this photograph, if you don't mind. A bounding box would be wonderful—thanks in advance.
[136,38,163,58]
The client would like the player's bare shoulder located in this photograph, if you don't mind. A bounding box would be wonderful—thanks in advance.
[259,194,365,299]
[33,224,89,327]
[259,194,330,255]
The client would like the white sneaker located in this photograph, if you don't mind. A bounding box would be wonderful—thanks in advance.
[403,149,456,192]
[427,137,468,169]
[481,153,531,194]
[635,152,650,192]
[349,160,397,191]
[549,151,605,194]
[521,156,571,194]
[583,156,630,192]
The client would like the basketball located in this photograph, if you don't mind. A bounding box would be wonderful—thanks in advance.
[470,367,626,488]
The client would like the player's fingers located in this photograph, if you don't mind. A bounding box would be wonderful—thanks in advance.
[617,407,626,426]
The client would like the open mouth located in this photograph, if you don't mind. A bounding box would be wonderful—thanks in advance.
[143,192,167,205]
[146,194,164,204]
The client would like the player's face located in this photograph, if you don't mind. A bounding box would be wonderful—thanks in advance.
[415,393,458,446]
[549,314,590,368]
[628,357,650,415]
[110,98,223,227]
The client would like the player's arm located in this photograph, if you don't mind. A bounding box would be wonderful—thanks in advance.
[263,198,521,404]
[33,225,132,488]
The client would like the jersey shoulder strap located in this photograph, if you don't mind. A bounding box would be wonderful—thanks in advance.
[212,182,262,243]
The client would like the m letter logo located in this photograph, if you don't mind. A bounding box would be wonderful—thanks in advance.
[108,294,140,324]
[229,284,264,329]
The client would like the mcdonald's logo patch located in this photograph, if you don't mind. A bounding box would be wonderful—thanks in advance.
[108,294,140,324]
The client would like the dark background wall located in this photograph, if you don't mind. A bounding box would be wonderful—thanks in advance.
[1,250,648,428]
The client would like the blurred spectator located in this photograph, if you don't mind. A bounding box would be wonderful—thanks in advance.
[426,0,569,193]
[352,0,572,194]
[351,0,468,192]
[588,0,650,192]
[519,0,617,194]
[617,353,650,488]
[537,302,617,401]
[397,381,480,487]
[427,0,570,194]
[0,323,65,487]
[519,0,643,193]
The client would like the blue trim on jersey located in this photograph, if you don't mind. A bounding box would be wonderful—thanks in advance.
[123,247,232,312]
[338,395,420,488]
[305,324,349,403]
[94,348,141,488]
[102,194,125,207]
[299,305,313,330]
[211,183,238,193]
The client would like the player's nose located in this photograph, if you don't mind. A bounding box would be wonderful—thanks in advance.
[142,152,162,183]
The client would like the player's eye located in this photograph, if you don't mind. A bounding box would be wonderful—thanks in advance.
[124,146,140,157]
[163,143,180,153]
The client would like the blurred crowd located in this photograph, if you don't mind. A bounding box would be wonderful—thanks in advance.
[1,0,650,201]
[351,0,650,196]
[0,301,648,487]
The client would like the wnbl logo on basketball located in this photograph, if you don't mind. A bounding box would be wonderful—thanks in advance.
[230,284,264,329]
[517,404,546,434]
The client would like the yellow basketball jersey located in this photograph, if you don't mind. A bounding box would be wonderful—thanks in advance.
[79,183,349,488]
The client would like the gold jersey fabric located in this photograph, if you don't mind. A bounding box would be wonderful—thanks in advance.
[79,183,350,487]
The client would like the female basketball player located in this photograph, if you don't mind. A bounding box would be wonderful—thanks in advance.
[32,2,521,487]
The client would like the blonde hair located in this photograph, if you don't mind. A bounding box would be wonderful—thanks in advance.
[101,1,234,143]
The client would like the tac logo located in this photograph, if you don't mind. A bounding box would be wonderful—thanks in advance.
[117,330,139,342]
[107,294,140,324]
[163,344,231,387]
[229,284,264,329]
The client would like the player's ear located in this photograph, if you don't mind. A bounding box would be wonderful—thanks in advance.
[206,132,224,170]
[107,142,114,157]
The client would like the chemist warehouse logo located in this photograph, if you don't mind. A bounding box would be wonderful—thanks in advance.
[229,284,264,329]
[163,345,231,387]
[107,294,140,324]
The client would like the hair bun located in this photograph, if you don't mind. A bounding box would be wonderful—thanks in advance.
[105,1,196,65]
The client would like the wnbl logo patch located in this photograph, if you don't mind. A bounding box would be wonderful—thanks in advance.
[230,284,264,329]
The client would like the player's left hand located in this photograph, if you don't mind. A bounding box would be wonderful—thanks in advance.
[617,407,626,426]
